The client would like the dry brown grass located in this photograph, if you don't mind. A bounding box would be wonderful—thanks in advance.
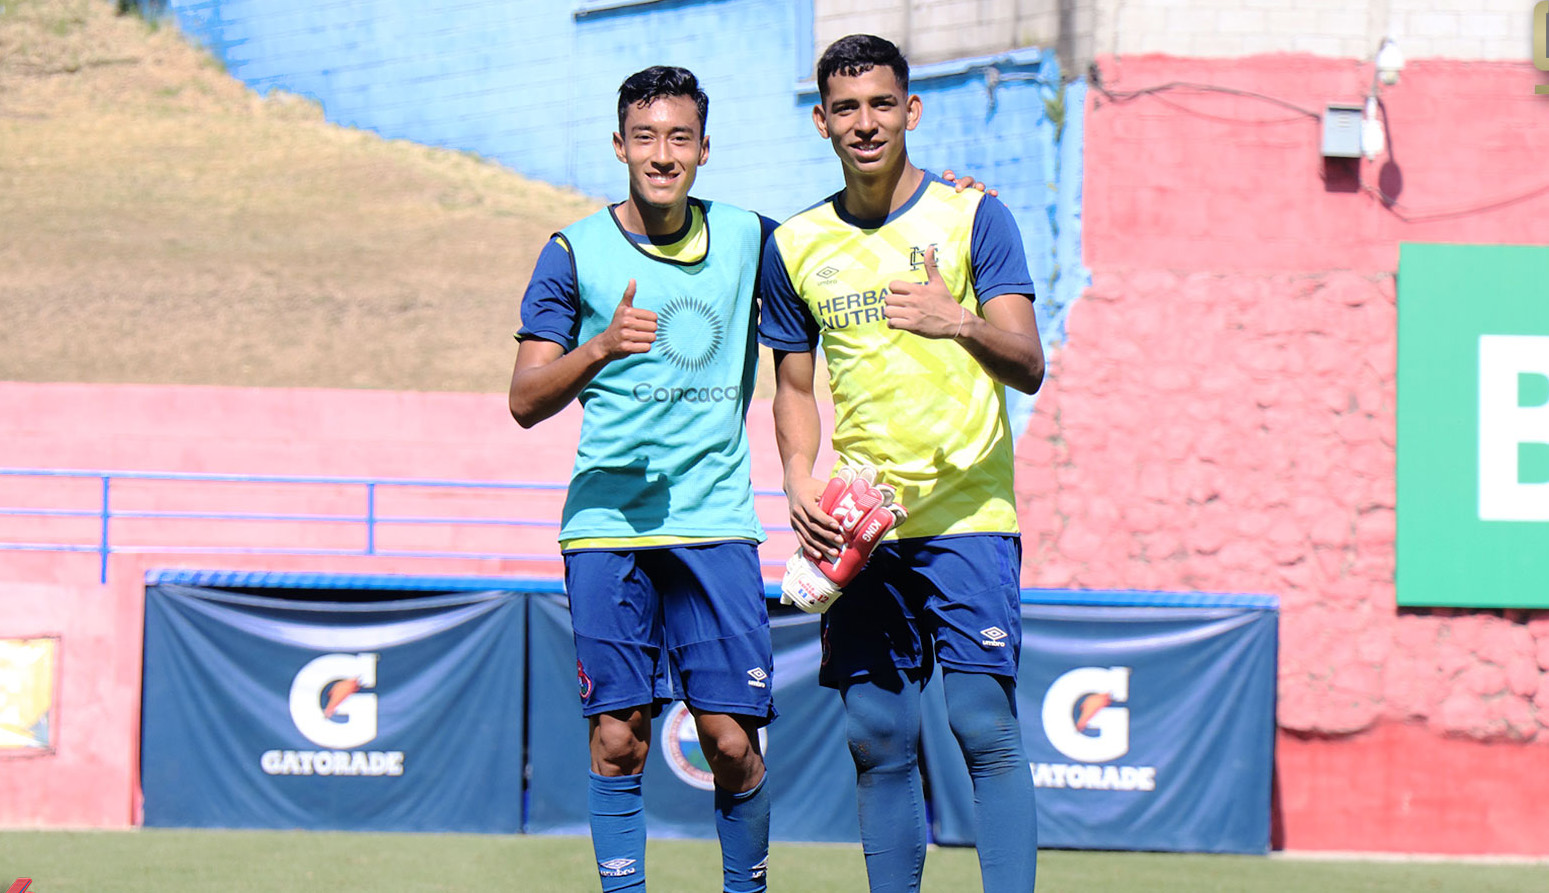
[1,0,600,392]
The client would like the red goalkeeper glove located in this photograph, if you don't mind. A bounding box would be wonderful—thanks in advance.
[781,465,907,613]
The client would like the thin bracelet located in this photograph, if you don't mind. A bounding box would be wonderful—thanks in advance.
[951,306,966,339]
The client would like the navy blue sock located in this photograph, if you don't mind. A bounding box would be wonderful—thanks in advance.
[715,776,770,893]
[841,678,926,893]
[944,671,1037,892]
[588,771,646,891]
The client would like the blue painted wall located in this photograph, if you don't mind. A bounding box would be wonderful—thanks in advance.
[162,0,1085,365]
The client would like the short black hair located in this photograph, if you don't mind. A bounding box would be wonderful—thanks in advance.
[816,34,910,100]
[617,66,709,136]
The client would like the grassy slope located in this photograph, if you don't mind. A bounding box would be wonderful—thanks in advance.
[0,0,598,392]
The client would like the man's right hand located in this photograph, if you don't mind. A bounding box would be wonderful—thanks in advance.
[787,473,845,562]
[596,280,657,360]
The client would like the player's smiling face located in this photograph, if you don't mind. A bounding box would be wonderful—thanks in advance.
[613,95,708,213]
[815,66,920,176]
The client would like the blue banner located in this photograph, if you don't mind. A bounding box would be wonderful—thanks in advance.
[141,584,527,832]
[138,573,1274,852]
[923,602,1278,854]
[524,595,859,842]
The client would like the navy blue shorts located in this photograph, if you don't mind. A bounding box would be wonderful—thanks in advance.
[564,541,775,723]
[818,534,1023,689]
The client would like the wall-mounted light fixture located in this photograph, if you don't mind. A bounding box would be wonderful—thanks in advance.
[1375,38,1405,87]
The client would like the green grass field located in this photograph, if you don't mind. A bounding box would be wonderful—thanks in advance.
[2,830,1544,892]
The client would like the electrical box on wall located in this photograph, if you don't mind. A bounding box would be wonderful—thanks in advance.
[1322,104,1363,158]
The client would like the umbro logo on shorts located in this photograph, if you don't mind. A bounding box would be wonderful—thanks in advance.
[980,626,1009,647]
[599,858,638,877]
[746,667,768,688]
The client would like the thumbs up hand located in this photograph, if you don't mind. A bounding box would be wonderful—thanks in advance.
[884,247,969,340]
[598,279,657,359]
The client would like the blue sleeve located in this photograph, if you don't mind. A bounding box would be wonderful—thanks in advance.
[751,214,781,307]
[970,195,1037,305]
[516,236,581,350]
[757,235,819,352]
[757,214,780,244]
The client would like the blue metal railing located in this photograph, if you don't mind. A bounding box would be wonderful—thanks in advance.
[0,468,791,583]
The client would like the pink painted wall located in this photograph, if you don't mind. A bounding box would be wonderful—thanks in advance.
[0,381,823,827]
[0,580,141,827]
[0,381,812,586]
[1024,54,1549,853]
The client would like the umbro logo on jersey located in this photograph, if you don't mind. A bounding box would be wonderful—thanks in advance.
[599,858,638,877]
[981,626,1009,647]
[815,265,840,281]
[746,667,768,688]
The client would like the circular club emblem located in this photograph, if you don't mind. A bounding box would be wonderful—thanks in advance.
[657,297,724,372]
[659,701,768,791]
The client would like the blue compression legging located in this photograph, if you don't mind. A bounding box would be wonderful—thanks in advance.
[840,671,1037,893]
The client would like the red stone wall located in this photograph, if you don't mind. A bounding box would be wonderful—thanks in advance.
[1017,54,1549,853]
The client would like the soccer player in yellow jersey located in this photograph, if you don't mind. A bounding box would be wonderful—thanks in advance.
[759,35,1045,893]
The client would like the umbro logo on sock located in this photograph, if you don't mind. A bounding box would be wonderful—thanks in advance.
[751,857,769,879]
[599,858,638,877]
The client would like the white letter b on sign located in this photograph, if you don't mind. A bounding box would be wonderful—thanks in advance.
[1479,335,1549,522]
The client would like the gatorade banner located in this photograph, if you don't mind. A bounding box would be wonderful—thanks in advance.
[923,598,1278,854]
[141,583,526,832]
[524,594,859,842]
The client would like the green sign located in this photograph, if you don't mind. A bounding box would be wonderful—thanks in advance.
[1397,243,1549,608]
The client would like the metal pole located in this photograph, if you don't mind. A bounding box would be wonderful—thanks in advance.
[365,482,376,555]
[100,475,111,584]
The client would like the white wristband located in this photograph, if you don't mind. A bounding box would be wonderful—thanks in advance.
[952,306,966,339]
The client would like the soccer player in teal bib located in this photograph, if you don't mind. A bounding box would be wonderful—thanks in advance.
[508,67,774,893]
[759,36,1046,893]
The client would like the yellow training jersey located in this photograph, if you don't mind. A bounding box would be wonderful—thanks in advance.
[758,172,1037,539]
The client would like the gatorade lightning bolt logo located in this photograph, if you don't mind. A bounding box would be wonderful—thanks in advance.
[1075,693,1112,732]
[322,678,361,718]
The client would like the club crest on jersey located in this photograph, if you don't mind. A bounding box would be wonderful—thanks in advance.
[577,660,594,701]
[908,243,940,271]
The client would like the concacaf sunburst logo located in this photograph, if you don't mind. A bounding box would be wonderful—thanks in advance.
[658,297,723,371]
